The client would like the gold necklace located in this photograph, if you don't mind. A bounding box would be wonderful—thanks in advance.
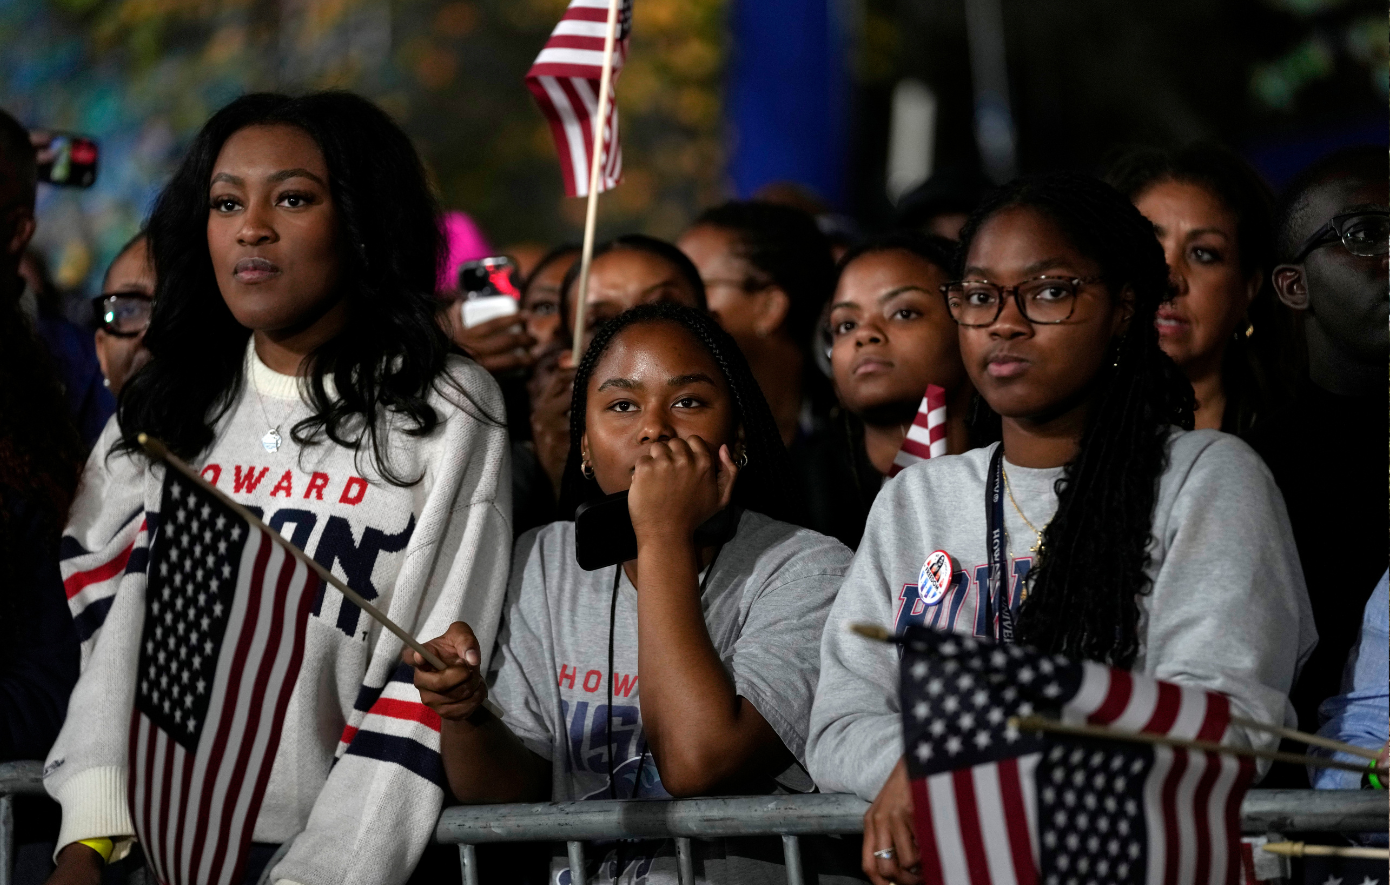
[1002,467,1048,557]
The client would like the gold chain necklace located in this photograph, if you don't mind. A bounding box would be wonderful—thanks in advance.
[1002,466,1048,557]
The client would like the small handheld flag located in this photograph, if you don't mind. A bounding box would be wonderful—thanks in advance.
[897,626,1256,885]
[525,0,632,199]
[131,472,319,885]
[888,384,948,477]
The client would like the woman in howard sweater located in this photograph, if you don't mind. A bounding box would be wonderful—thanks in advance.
[45,92,512,885]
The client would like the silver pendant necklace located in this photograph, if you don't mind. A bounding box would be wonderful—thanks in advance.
[252,383,289,453]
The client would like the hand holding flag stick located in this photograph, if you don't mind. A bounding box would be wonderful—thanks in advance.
[850,622,1386,776]
[137,433,447,671]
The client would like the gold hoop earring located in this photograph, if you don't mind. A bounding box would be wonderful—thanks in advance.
[580,457,595,480]
[735,449,749,468]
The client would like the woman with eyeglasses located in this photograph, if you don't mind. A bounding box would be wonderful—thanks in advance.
[806,174,1315,885]
[91,232,155,397]
[1105,143,1293,432]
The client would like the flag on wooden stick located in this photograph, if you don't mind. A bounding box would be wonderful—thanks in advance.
[888,383,947,477]
[129,472,320,885]
[525,0,632,197]
[898,626,1256,885]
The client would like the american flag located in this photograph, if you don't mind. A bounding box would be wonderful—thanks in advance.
[889,384,947,477]
[129,474,320,885]
[524,0,632,197]
[899,626,1255,885]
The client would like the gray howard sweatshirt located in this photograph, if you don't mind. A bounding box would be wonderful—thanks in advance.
[806,429,1316,801]
[489,511,858,884]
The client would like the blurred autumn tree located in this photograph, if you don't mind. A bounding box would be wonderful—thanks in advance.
[0,0,727,296]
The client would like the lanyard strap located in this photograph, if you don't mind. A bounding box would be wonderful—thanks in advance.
[606,545,724,799]
[985,446,1016,643]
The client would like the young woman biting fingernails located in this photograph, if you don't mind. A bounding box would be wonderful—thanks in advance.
[409,303,860,885]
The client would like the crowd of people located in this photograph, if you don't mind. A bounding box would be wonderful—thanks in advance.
[0,88,1384,885]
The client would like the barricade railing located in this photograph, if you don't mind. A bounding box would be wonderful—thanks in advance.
[0,762,45,885]
[433,790,1389,885]
[1,760,1384,885]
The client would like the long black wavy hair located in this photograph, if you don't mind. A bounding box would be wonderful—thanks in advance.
[556,303,793,523]
[957,173,1196,668]
[1105,143,1292,432]
[116,92,486,484]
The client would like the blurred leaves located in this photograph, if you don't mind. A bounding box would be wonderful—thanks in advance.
[0,0,728,295]
[1248,0,1388,111]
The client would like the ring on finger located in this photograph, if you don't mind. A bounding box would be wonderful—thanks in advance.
[872,847,896,860]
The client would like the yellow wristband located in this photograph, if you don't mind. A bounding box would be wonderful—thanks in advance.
[76,838,114,864]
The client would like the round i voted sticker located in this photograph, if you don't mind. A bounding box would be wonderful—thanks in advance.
[918,550,954,605]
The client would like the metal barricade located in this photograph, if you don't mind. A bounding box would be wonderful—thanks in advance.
[0,762,1383,885]
[433,790,1390,885]
[0,762,46,885]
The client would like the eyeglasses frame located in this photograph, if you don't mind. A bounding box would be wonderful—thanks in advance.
[939,275,1103,328]
[91,291,154,339]
[1290,210,1390,263]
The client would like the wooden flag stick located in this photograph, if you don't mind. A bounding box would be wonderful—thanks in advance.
[1228,715,1383,762]
[1261,841,1389,860]
[850,627,1384,772]
[850,623,894,642]
[137,433,447,671]
[1011,715,1385,777]
[569,0,624,365]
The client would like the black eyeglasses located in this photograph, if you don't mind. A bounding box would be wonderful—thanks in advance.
[941,276,1100,327]
[92,292,153,337]
[1290,210,1390,263]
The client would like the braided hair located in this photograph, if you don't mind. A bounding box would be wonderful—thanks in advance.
[556,302,792,523]
[689,200,835,349]
[957,174,1195,668]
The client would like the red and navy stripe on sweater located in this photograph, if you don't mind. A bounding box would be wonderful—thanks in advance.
[60,507,152,643]
[337,662,445,788]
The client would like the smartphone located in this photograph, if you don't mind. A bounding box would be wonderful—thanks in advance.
[573,491,741,571]
[458,256,522,329]
[36,133,98,188]
[459,256,521,300]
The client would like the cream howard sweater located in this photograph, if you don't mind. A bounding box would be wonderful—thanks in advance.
[48,342,513,885]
